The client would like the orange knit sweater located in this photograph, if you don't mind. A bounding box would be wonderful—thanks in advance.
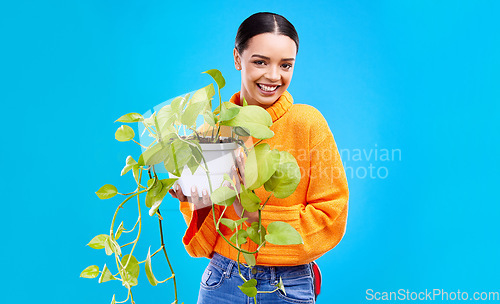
[179,91,349,266]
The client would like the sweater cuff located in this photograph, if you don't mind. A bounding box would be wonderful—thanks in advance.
[260,204,301,228]
[260,204,302,241]
[258,204,302,265]
[182,204,221,258]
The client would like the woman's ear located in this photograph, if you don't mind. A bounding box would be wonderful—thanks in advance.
[233,48,242,70]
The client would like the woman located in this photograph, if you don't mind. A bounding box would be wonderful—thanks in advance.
[169,12,349,304]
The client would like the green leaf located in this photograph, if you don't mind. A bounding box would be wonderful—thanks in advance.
[203,110,216,127]
[142,143,168,166]
[104,238,113,255]
[180,99,208,128]
[238,279,257,297]
[147,178,177,216]
[115,113,143,123]
[190,83,215,103]
[220,217,247,231]
[111,294,116,304]
[145,178,163,208]
[219,218,237,231]
[122,270,138,288]
[145,247,159,286]
[243,253,256,266]
[161,178,177,189]
[112,238,122,256]
[239,187,261,213]
[264,150,301,198]
[99,264,116,283]
[95,184,118,199]
[220,105,274,139]
[157,105,177,135]
[80,265,99,278]
[115,222,124,240]
[265,221,303,245]
[230,229,248,245]
[241,96,248,107]
[213,101,238,114]
[164,139,191,176]
[105,237,122,256]
[203,69,225,90]
[234,218,248,227]
[121,254,140,278]
[210,185,236,206]
[132,165,140,183]
[148,200,162,217]
[121,156,138,176]
[121,254,139,286]
[246,222,266,245]
[137,154,145,166]
[115,125,135,142]
[87,234,109,249]
[186,143,203,174]
[238,122,274,139]
[234,126,250,137]
[244,143,280,190]
[219,106,240,122]
[277,277,286,295]
[170,96,184,115]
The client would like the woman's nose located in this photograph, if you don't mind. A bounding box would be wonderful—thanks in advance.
[265,66,280,82]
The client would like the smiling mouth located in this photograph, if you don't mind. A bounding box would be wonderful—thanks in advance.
[257,83,280,92]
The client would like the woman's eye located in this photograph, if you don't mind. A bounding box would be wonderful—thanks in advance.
[282,63,292,69]
[253,60,265,65]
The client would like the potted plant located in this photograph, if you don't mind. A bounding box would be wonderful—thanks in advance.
[81,69,303,303]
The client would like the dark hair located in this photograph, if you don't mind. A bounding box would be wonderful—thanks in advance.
[235,12,299,54]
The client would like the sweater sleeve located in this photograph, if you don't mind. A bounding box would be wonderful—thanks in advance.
[180,201,222,258]
[301,132,349,261]
[259,121,349,265]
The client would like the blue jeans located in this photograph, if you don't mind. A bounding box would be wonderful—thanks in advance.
[197,253,315,304]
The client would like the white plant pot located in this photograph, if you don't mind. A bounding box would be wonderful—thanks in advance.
[169,141,239,201]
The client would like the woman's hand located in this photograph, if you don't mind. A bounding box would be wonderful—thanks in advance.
[168,184,211,208]
[169,184,212,230]
[168,150,258,223]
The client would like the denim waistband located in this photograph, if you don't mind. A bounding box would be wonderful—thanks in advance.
[210,252,312,282]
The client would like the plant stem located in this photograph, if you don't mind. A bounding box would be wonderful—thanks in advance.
[215,125,221,142]
[258,210,263,245]
[150,245,164,259]
[122,190,143,271]
[260,194,272,210]
[120,241,134,248]
[143,121,156,136]
[257,288,279,294]
[119,190,138,196]
[236,251,247,282]
[124,217,140,234]
[130,289,135,304]
[254,139,264,146]
[110,190,146,236]
[131,139,147,149]
[157,209,178,304]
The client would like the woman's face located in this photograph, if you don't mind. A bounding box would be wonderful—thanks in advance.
[234,33,297,108]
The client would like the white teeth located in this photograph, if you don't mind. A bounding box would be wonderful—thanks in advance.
[259,84,278,92]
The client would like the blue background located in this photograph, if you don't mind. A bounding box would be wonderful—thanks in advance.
[2,0,499,303]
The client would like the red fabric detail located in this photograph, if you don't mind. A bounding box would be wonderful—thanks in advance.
[196,207,211,229]
[184,206,211,241]
[311,261,322,297]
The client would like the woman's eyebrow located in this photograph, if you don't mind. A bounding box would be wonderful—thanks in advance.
[251,54,295,61]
